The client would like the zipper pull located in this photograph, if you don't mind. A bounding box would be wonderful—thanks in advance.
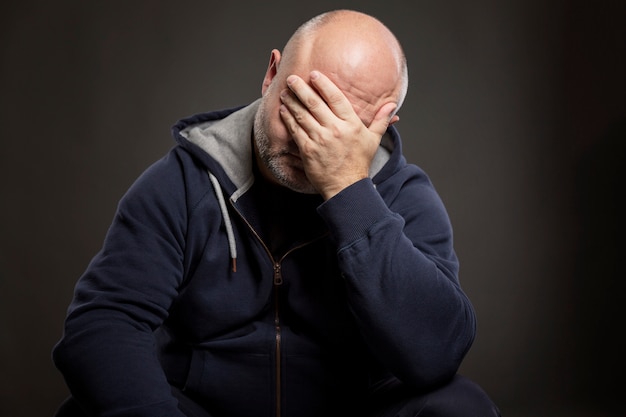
[273,263,283,285]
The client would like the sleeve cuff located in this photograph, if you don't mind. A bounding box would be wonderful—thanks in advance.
[317,178,391,249]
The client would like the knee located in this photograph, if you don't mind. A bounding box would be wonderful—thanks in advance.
[422,375,501,417]
[54,397,88,417]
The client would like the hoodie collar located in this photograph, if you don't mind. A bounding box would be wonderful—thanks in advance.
[175,99,398,197]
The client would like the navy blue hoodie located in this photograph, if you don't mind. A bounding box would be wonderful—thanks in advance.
[53,100,476,417]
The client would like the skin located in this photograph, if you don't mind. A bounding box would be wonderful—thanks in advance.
[253,10,406,200]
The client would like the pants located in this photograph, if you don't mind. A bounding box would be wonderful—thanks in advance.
[55,375,501,417]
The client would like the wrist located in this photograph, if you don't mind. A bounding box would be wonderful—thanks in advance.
[319,175,368,200]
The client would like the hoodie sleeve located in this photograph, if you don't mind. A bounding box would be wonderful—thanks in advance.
[52,151,190,417]
[316,172,475,389]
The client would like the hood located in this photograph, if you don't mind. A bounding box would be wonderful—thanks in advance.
[171,100,403,272]
[172,99,401,199]
[174,100,260,200]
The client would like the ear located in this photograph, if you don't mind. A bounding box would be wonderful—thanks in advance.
[261,49,281,95]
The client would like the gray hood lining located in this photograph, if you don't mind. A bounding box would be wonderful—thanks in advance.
[180,99,393,197]
[180,100,261,195]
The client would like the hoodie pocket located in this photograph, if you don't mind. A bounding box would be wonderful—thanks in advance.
[185,348,273,417]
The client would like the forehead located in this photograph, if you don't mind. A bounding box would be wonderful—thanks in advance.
[280,29,400,122]
[309,51,399,123]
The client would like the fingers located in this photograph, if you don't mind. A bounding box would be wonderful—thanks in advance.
[283,72,354,124]
[368,102,398,137]
[307,71,355,121]
[279,86,323,142]
[279,70,398,144]
[279,101,310,150]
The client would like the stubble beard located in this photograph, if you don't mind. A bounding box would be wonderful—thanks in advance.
[253,104,317,194]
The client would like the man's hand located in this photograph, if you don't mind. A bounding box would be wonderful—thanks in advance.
[279,70,397,200]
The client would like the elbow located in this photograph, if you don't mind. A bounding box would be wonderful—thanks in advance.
[402,316,476,389]
[400,348,467,390]
[52,336,72,375]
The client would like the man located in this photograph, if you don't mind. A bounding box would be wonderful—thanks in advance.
[53,9,501,417]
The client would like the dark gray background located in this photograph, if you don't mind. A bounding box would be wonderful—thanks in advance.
[1,1,624,416]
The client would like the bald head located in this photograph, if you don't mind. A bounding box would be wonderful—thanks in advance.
[278,10,408,120]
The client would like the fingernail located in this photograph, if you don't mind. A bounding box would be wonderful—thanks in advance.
[310,71,319,80]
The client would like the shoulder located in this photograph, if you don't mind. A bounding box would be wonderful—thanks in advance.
[119,146,214,219]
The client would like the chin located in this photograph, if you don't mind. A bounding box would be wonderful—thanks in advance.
[278,171,318,194]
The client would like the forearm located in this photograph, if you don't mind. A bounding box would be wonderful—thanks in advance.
[53,311,184,417]
[318,178,475,387]
[340,235,475,387]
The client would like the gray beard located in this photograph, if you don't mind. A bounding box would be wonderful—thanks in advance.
[253,105,317,194]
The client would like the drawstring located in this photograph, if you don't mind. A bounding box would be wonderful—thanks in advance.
[208,172,237,272]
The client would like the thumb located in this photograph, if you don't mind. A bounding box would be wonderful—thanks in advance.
[368,102,398,136]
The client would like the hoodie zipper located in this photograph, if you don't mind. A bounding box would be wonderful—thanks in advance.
[273,262,282,417]
[270,244,315,417]
[231,201,327,417]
